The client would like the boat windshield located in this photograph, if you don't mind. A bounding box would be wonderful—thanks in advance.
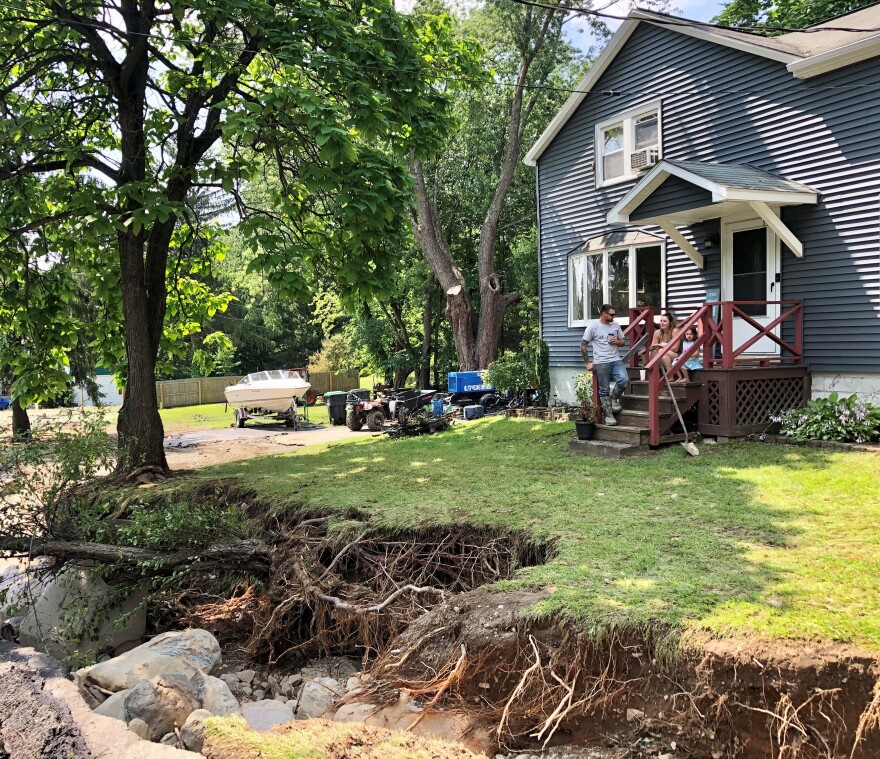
[266,370,284,380]
[247,371,270,382]
[280,370,303,381]
[238,376,250,385]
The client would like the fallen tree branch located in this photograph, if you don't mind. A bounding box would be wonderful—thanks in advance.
[1,538,272,577]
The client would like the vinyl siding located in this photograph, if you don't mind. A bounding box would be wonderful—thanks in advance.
[537,22,880,372]
[631,175,713,219]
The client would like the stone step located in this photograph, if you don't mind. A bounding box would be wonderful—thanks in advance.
[568,438,644,458]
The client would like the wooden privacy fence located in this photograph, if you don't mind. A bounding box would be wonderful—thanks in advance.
[306,371,361,395]
[155,371,362,409]
[156,376,243,409]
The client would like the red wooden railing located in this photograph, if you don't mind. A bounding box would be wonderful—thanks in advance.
[633,300,803,445]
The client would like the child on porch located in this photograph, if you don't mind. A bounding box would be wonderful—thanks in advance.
[680,326,704,381]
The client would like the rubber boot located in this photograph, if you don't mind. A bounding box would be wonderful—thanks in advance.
[601,397,617,426]
[610,383,624,413]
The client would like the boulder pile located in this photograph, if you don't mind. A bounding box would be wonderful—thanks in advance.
[75,629,359,753]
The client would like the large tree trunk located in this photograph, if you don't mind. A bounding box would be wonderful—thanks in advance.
[412,10,558,371]
[117,233,167,474]
[11,397,30,439]
[411,160,479,370]
[115,73,169,475]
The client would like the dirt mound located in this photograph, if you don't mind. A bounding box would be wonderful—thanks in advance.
[0,657,92,759]
[203,715,483,759]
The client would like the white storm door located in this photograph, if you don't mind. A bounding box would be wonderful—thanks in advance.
[721,218,780,356]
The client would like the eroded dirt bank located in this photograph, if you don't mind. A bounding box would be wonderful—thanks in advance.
[363,587,880,758]
[152,515,880,759]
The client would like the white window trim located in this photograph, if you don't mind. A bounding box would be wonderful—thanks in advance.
[568,240,666,328]
[595,100,662,188]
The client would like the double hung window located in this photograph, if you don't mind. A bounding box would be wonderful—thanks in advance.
[595,101,661,186]
[569,243,664,327]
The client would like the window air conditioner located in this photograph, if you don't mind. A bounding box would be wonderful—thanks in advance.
[630,147,659,171]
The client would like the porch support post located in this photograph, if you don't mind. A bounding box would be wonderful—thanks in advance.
[748,201,803,257]
[658,222,704,269]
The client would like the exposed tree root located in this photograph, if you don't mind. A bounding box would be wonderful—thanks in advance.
[850,677,880,759]
[235,524,530,667]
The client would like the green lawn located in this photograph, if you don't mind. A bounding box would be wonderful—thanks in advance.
[160,403,235,432]
[184,417,880,652]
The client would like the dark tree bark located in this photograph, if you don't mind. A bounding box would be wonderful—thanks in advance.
[11,397,30,439]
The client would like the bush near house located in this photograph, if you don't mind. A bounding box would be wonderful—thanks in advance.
[772,393,880,444]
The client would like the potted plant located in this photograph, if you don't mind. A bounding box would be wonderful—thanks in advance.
[573,372,598,440]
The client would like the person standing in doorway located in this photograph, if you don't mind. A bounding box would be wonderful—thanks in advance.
[581,304,627,425]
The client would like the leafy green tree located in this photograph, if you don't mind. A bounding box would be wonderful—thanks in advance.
[202,231,324,375]
[0,0,479,475]
[715,0,874,30]
[412,0,589,370]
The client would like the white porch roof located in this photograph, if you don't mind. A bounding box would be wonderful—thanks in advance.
[606,160,819,268]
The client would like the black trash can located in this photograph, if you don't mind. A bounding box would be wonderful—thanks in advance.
[349,388,371,402]
[324,391,348,425]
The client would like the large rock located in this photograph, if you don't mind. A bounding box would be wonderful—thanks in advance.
[124,675,200,741]
[93,688,132,721]
[180,708,212,753]
[15,565,146,662]
[76,629,220,704]
[191,671,240,716]
[240,699,294,731]
[296,676,344,718]
[127,718,151,740]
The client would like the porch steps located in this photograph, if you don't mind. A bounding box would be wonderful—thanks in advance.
[578,372,703,453]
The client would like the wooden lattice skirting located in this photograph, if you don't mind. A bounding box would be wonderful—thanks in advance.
[696,366,811,438]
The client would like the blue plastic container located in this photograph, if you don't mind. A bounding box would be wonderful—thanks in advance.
[447,371,493,395]
[431,398,445,417]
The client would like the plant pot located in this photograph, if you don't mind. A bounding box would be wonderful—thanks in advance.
[575,420,595,440]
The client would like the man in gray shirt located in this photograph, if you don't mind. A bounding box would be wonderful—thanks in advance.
[580,303,627,425]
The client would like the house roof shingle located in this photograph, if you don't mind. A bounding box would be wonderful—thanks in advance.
[662,160,817,194]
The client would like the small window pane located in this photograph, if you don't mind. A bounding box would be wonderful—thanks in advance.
[570,257,585,323]
[603,125,623,153]
[635,112,658,149]
[635,245,662,307]
[607,249,630,311]
[602,124,624,180]
[603,152,624,179]
[586,253,603,318]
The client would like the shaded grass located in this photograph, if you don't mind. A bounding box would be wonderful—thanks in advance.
[181,417,879,651]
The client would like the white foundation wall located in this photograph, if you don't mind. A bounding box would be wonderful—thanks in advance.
[810,373,880,404]
[550,366,583,406]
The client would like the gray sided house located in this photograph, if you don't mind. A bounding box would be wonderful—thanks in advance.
[528,5,880,435]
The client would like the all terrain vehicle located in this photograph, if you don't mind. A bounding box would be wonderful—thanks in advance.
[345,390,389,432]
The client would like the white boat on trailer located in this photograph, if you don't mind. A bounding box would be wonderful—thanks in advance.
[224,369,312,428]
